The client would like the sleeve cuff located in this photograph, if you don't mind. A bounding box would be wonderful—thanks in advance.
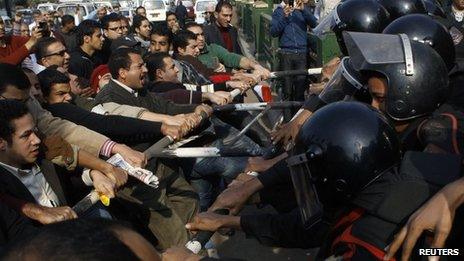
[81,169,93,186]
[100,140,116,157]
[302,94,326,112]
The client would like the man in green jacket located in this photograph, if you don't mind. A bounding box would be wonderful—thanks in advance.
[185,22,271,78]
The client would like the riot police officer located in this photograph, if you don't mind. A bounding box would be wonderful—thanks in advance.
[314,0,391,55]
[182,101,462,259]
[378,0,427,20]
[383,14,455,71]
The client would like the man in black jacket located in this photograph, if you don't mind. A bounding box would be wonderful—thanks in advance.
[68,20,104,81]
[203,1,243,55]
[96,13,124,64]
[37,68,178,146]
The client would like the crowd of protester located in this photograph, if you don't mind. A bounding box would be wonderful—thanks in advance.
[0,0,464,260]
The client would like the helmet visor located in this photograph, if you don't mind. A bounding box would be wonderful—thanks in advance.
[343,31,413,75]
[318,57,365,104]
[313,8,337,36]
[287,151,324,229]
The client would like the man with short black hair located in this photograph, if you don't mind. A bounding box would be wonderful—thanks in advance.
[149,25,172,54]
[95,48,202,249]
[136,6,147,17]
[203,1,243,54]
[69,20,104,81]
[0,100,116,224]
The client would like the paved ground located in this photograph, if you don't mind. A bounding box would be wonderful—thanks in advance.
[216,205,316,260]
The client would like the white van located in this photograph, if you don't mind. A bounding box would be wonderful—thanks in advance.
[56,3,97,22]
[194,0,217,24]
[143,0,167,22]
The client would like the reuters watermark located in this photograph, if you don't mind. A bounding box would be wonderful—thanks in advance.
[418,248,461,257]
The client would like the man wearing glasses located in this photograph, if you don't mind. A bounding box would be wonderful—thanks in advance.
[96,13,125,64]
[35,37,70,72]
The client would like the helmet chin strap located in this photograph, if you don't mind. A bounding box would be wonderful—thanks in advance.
[286,144,323,167]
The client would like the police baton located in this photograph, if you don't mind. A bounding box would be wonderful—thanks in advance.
[144,89,244,159]
[269,67,322,79]
[213,101,304,112]
[72,191,110,216]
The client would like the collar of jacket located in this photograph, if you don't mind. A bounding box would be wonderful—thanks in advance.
[76,46,93,60]
[110,79,138,97]
[200,44,211,55]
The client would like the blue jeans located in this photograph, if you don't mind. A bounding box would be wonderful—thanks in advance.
[189,117,264,210]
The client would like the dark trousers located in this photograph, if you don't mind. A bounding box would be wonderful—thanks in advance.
[279,51,308,102]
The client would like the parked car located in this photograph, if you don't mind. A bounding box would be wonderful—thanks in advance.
[194,0,216,24]
[56,3,97,22]
[143,0,167,22]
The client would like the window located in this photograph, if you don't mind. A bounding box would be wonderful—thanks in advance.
[196,1,215,11]
[143,1,165,9]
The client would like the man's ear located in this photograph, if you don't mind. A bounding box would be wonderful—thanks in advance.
[155,68,164,80]
[214,11,218,19]
[40,57,48,66]
[83,35,91,44]
[177,46,185,55]
[103,29,109,38]
[0,138,7,151]
[118,68,127,80]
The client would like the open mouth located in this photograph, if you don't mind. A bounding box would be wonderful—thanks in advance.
[31,148,39,157]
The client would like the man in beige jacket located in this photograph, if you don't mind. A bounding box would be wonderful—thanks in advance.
[0,63,146,168]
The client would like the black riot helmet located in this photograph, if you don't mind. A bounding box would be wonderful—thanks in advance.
[377,0,427,20]
[313,0,390,55]
[383,14,455,71]
[422,0,446,18]
[344,32,449,121]
[287,102,401,227]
